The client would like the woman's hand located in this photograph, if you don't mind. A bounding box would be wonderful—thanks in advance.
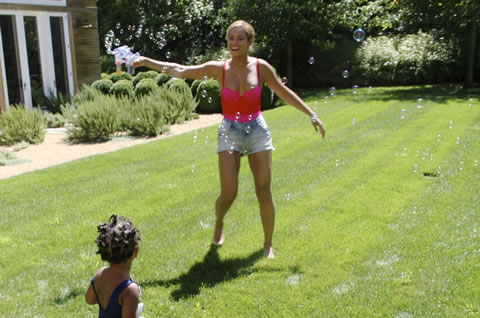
[133,56,148,68]
[311,115,326,138]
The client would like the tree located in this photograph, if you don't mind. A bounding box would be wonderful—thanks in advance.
[97,0,225,64]
[395,0,480,86]
[224,0,331,87]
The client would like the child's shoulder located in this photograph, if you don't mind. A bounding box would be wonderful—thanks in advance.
[93,266,108,279]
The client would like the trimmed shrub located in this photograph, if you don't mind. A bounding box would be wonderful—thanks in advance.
[355,32,460,85]
[62,95,120,142]
[92,79,113,95]
[0,104,45,146]
[166,78,191,94]
[110,79,134,98]
[43,112,66,128]
[101,72,109,80]
[155,73,172,86]
[134,78,157,98]
[72,84,104,106]
[133,70,159,86]
[119,93,169,137]
[122,83,198,135]
[0,148,17,166]
[193,78,221,113]
[190,79,201,99]
[108,71,133,83]
[155,73,171,86]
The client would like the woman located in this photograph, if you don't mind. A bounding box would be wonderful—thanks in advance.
[134,20,325,259]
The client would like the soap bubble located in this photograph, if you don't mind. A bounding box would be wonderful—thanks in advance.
[119,28,124,34]
[468,98,473,106]
[149,33,154,40]
[281,77,288,84]
[156,31,165,39]
[160,38,167,46]
[201,90,207,98]
[449,121,453,129]
[107,30,114,37]
[144,28,150,35]
[208,97,212,103]
[114,38,121,46]
[352,85,359,94]
[135,30,142,38]
[353,28,366,42]
[116,23,121,29]
[328,87,336,96]
[308,57,315,65]
[417,98,424,108]
[342,70,349,78]
[165,51,172,59]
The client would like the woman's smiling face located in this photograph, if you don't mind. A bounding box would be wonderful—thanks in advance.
[227,27,252,56]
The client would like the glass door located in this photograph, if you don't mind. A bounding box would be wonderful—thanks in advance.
[0,15,23,106]
[50,16,69,99]
[24,15,43,107]
[0,10,74,111]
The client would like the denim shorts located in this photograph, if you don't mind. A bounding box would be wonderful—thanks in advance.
[217,114,274,155]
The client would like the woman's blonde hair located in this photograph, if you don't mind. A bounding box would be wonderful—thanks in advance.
[225,20,255,42]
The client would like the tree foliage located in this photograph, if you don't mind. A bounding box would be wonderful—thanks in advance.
[96,0,479,86]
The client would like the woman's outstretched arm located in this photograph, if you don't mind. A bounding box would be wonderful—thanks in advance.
[260,59,326,137]
[134,57,222,82]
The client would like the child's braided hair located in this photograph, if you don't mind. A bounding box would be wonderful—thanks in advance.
[95,214,141,264]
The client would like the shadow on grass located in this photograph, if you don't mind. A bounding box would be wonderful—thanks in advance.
[297,85,480,104]
[140,244,263,301]
[53,287,84,305]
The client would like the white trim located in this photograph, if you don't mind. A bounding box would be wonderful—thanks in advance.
[37,12,56,97]
[14,11,33,109]
[61,14,73,97]
[0,24,9,110]
[0,0,66,6]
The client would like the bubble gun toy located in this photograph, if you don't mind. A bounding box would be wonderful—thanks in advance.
[113,46,139,75]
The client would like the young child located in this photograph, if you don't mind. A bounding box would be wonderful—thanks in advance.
[85,214,143,318]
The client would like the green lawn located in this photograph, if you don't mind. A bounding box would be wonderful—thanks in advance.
[0,86,479,317]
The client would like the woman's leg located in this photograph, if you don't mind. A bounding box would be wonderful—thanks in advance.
[248,150,275,258]
[213,151,242,245]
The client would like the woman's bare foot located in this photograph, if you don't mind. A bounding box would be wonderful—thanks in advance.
[212,221,224,246]
[263,246,275,259]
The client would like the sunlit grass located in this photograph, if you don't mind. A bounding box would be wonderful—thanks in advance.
[0,86,479,317]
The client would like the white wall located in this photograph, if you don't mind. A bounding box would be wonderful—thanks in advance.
[0,0,66,6]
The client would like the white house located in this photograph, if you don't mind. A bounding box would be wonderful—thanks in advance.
[0,0,101,113]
